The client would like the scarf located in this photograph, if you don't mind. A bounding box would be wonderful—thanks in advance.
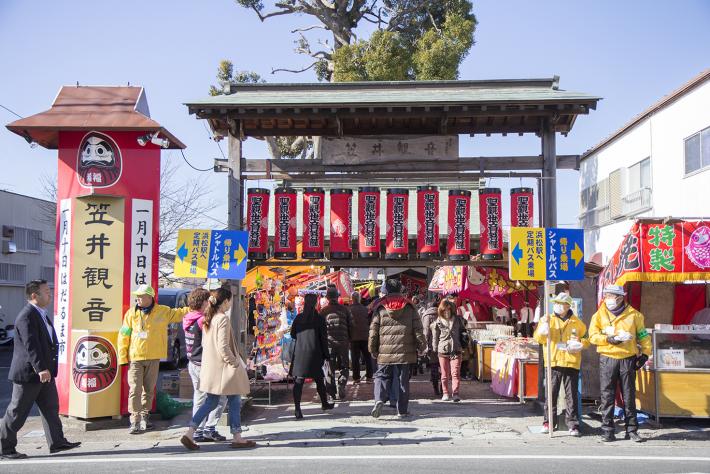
[138,301,155,314]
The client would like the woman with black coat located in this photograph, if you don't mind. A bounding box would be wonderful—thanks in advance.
[290,293,335,419]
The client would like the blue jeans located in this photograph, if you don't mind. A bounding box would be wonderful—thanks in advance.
[375,364,410,415]
[191,394,242,434]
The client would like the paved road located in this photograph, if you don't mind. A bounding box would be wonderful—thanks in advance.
[2,349,709,473]
[2,444,710,473]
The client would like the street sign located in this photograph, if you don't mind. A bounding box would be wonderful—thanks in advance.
[208,230,248,279]
[174,229,248,279]
[508,227,585,281]
[545,227,584,281]
[509,227,546,281]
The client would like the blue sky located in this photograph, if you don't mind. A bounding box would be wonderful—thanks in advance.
[1,0,708,230]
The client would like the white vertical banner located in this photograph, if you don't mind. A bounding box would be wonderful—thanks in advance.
[55,199,71,363]
[130,199,153,291]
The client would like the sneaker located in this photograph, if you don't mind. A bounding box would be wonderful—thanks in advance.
[203,431,227,442]
[398,412,411,419]
[441,394,451,401]
[540,423,549,434]
[569,428,581,437]
[140,419,153,431]
[452,394,461,403]
[601,432,616,442]
[193,434,207,442]
[321,402,335,411]
[128,423,142,435]
[371,401,384,418]
[625,432,644,443]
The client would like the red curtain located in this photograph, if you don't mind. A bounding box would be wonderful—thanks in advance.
[673,284,707,325]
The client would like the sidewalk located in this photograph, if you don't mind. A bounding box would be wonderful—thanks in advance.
[8,372,710,456]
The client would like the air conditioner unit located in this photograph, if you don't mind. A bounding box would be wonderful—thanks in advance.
[2,240,17,254]
[2,226,14,239]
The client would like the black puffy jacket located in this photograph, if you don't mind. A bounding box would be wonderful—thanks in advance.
[320,302,353,351]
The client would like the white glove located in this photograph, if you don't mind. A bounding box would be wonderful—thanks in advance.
[616,330,633,342]
[566,340,584,353]
[537,323,549,336]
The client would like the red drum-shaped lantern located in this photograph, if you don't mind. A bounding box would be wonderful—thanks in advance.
[358,187,380,258]
[478,188,503,260]
[386,188,409,260]
[511,187,534,227]
[246,188,270,260]
[330,188,353,259]
[274,187,297,260]
[302,187,325,259]
[417,185,439,259]
[447,189,471,261]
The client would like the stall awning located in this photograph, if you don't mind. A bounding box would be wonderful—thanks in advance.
[599,219,710,295]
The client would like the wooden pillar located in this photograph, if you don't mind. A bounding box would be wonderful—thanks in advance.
[227,128,246,356]
[541,118,557,227]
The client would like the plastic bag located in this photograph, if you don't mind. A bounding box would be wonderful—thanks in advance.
[156,391,192,420]
[566,340,584,353]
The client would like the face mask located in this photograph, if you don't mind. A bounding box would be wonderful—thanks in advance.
[553,304,565,315]
[605,298,619,310]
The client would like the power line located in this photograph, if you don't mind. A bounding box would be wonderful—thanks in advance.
[161,192,228,227]
[202,121,227,160]
[180,149,213,172]
[0,104,23,119]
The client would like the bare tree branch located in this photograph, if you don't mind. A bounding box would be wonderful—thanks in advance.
[271,62,318,74]
[291,24,328,33]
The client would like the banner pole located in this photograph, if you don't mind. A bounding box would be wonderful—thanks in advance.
[544,279,554,438]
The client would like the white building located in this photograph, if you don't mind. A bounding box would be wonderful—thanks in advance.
[579,70,710,264]
[0,190,56,325]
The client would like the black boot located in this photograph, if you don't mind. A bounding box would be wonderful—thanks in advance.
[322,402,335,411]
[433,381,441,396]
[295,407,304,420]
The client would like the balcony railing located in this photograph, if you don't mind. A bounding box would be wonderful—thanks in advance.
[622,187,652,216]
[579,204,611,229]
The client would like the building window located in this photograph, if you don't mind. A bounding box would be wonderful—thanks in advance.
[0,263,26,284]
[628,158,651,193]
[685,126,710,175]
[41,266,55,284]
[13,227,42,252]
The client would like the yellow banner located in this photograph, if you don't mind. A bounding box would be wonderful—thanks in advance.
[174,229,210,278]
[72,196,125,330]
[67,330,121,418]
[509,227,546,281]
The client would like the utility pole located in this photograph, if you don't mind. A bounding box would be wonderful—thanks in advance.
[227,124,246,356]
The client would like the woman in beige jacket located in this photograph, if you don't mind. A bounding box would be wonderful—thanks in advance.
[181,287,255,450]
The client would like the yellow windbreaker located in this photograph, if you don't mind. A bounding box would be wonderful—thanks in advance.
[117,304,190,365]
[589,304,652,359]
[533,312,589,369]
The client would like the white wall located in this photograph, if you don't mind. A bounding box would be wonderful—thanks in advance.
[581,79,710,263]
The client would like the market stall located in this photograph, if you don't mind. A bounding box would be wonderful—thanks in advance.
[598,219,710,420]
[489,337,540,401]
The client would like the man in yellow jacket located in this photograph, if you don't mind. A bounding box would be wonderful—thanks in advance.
[534,293,589,437]
[589,284,652,443]
[117,285,189,434]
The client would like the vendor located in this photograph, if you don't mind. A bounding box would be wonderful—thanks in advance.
[589,284,652,443]
[534,293,588,437]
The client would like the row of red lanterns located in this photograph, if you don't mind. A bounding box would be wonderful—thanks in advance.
[246,186,534,261]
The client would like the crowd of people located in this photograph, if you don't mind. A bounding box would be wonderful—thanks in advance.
[0,276,653,459]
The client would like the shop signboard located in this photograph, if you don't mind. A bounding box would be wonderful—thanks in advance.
[598,220,710,300]
[316,135,458,164]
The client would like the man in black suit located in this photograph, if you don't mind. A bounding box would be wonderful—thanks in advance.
[0,280,80,459]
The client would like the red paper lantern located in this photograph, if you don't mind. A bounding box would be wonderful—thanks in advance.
[417,185,439,259]
[479,188,503,260]
[447,189,471,261]
[274,187,297,260]
[358,187,380,258]
[302,187,325,259]
[511,187,534,227]
[330,188,353,259]
[386,188,409,260]
[246,188,270,260]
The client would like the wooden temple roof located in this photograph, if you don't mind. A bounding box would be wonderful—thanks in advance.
[186,77,601,138]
